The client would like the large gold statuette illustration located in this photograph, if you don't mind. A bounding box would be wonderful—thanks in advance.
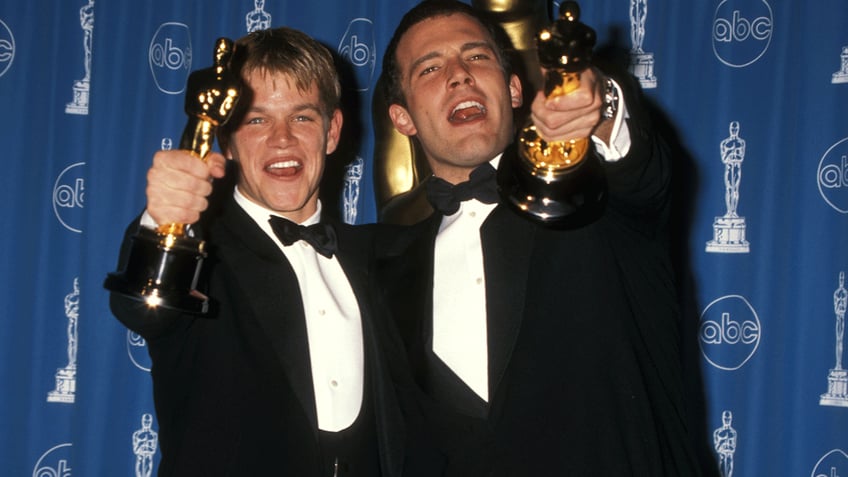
[497,1,607,227]
[104,38,242,313]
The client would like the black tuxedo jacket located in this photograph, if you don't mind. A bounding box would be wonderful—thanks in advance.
[111,197,423,477]
[377,106,701,475]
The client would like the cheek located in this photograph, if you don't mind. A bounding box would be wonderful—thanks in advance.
[232,128,265,148]
[300,128,328,154]
[227,135,247,159]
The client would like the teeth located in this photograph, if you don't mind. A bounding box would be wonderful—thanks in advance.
[452,101,486,115]
[268,160,300,169]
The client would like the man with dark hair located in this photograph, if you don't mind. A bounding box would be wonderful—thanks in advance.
[377,0,701,475]
[110,27,435,477]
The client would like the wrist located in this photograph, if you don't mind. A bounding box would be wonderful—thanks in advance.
[600,74,619,121]
[592,73,617,144]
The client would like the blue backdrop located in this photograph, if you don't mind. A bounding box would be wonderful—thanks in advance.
[1,0,847,475]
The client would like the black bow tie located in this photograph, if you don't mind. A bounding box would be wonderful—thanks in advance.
[268,216,337,258]
[426,163,499,215]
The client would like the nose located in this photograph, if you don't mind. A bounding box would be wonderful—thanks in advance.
[267,120,295,147]
[446,59,474,89]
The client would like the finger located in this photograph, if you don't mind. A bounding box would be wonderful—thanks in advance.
[545,75,601,111]
[146,150,215,225]
[205,152,228,179]
[146,183,210,225]
[153,150,216,188]
[147,161,214,198]
[529,73,605,142]
[152,149,215,180]
[530,99,601,141]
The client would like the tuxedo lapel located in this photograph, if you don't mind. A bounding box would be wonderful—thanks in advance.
[417,216,441,321]
[481,206,535,399]
[213,200,319,433]
[333,223,373,321]
[412,216,441,351]
[336,224,406,477]
[334,222,419,477]
[407,210,533,415]
[383,217,440,352]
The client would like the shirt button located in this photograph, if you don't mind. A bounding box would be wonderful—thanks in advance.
[469,211,477,218]
[476,277,483,285]
[318,309,326,316]
[330,379,339,388]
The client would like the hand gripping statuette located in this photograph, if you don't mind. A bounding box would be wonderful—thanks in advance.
[104,38,242,313]
[497,1,608,228]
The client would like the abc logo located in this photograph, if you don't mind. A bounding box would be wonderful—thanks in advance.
[712,0,773,68]
[127,331,151,372]
[818,137,848,214]
[699,295,761,370]
[338,18,376,92]
[33,443,72,477]
[0,19,14,78]
[812,449,848,477]
[53,162,85,234]
[149,22,192,95]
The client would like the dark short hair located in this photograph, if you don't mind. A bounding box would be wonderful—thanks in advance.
[236,27,341,115]
[217,27,341,149]
[380,0,513,108]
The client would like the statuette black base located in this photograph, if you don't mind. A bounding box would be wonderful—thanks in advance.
[104,226,208,314]
[497,142,606,229]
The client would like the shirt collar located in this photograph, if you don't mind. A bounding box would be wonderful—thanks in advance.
[233,186,322,232]
[489,153,503,170]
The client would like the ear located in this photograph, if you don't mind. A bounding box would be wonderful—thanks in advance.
[220,138,234,160]
[509,73,523,108]
[325,109,344,154]
[388,104,417,137]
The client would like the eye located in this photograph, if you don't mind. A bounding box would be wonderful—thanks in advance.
[468,50,493,62]
[245,116,264,125]
[419,64,439,76]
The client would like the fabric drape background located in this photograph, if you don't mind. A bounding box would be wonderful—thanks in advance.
[1,0,846,475]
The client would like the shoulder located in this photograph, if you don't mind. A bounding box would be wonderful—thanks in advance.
[379,178,435,226]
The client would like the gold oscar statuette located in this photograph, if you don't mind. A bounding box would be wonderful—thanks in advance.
[497,1,607,228]
[104,38,242,313]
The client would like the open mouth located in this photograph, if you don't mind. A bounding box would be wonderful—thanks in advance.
[266,159,302,177]
[449,100,487,123]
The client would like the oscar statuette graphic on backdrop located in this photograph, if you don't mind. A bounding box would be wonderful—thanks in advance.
[497,0,612,228]
[821,271,848,407]
[104,38,242,313]
[834,46,848,84]
[65,0,94,115]
[713,410,738,477]
[628,0,656,89]
[132,414,158,477]
[706,121,750,253]
[47,278,80,403]
[245,0,271,33]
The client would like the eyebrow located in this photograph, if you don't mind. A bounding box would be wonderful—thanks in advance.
[407,40,495,75]
[247,102,324,115]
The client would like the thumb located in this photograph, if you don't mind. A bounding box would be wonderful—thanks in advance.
[206,152,228,179]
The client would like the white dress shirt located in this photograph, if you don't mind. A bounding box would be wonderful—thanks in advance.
[431,79,630,401]
[142,189,365,432]
[433,193,498,401]
[234,189,364,432]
